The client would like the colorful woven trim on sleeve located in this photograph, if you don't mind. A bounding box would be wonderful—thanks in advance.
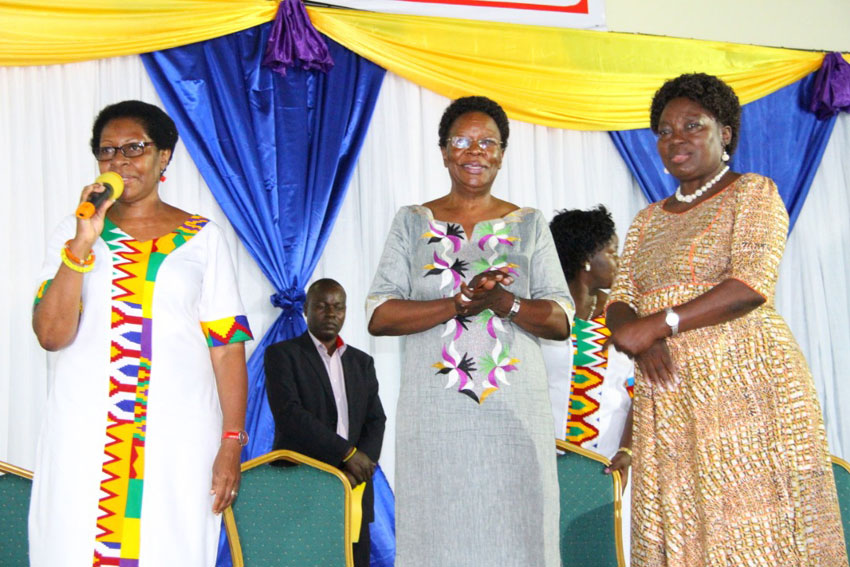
[33,279,52,307]
[34,278,85,313]
[200,315,253,347]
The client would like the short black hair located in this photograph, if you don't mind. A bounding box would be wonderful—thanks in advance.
[438,96,510,150]
[649,73,741,156]
[305,278,345,304]
[90,100,179,158]
[549,205,616,282]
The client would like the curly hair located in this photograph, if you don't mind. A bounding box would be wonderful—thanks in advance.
[549,205,616,282]
[90,100,179,158]
[649,73,741,156]
[438,95,510,150]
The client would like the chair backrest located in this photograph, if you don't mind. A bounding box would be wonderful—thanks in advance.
[224,450,353,567]
[555,440,625,567]
[0,460,33,567]
[832,455,850,559]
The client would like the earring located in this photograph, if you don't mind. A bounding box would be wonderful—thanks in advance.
[585,262,591,272]
[663,167,669,174]
[721,150,730,162]
[159,170,167,183]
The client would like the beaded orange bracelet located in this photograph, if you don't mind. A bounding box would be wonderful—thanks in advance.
[63,240,95,266]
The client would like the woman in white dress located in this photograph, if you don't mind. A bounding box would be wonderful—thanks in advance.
[31,100,253,566]
[548,205,634,471]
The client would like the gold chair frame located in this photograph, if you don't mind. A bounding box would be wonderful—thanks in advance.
[0,461,33,480]
[223,449,354,567]
[833,454,850,476]
[831,454,850,561]
[556,439,626,567]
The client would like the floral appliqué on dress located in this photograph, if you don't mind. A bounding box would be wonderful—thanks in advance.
[424,216,522,404]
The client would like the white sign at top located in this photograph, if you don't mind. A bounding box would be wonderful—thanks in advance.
[320,0,607,30]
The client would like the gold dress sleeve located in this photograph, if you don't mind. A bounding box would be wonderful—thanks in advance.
[728,174,789,300]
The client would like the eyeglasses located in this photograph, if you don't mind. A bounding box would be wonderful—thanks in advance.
[93,141,155,161]
[447,136,502,152]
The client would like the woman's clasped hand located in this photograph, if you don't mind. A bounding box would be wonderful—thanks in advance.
[455,268,515,317]
[607,314,678,389]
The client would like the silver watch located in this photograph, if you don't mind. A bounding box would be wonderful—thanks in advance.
[506,296,521,321]
[664,307,680,337]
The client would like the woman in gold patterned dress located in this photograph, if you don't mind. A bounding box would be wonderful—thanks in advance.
[606,73,847,566]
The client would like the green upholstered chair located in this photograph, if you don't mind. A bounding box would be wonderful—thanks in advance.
[224,450,354,567]
[833,455,850,560]
[0,460,33,567]
[556,440,625,567]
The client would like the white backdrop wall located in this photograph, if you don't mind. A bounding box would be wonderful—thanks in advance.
[1,57,848,489]
[606,0,850,52]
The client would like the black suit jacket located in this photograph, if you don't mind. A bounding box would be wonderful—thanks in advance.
[264,332,386,521]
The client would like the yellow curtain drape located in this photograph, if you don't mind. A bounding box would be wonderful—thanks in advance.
[2,2,845,130]
[307,7,831,130]
[0,0,278,66]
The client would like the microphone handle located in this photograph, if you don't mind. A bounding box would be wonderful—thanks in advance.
[75,184,114,219]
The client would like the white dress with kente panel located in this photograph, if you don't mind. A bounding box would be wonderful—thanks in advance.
[29,214,252,567]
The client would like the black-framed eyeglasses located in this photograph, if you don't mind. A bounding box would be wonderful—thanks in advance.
[93,141,155,161]
[447,136,502,152]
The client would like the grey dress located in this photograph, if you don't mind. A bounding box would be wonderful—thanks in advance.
[368,206,573,567]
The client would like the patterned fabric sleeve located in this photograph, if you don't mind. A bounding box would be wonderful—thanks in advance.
[366,207,413,323]
[33,215,76,307]
[33,279,53,308]
[607,206,648,313]
[200,316,253,347]
[729,174,788,300]
[198,222,253,346]
[528,210,575,327]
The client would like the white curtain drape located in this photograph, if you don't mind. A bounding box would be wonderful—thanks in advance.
[2,58,848,494]
[776,113,850,455]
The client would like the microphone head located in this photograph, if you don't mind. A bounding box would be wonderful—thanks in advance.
[95,171,125,200]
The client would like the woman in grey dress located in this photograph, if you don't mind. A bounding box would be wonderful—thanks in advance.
[367,96,573,566]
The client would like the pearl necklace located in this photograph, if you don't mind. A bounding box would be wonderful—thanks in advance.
[583,294,598,321]
[674,165,729,203]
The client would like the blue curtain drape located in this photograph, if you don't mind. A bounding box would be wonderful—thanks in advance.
[369,464,396,567]
[142,22,385,566]
[610,73,838,231]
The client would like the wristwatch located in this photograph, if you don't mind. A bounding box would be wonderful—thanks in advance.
[506,296,521,321]
[222,430,249,447]
[664,307,680,337]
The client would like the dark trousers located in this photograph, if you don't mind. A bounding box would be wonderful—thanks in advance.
[353,523,371,567]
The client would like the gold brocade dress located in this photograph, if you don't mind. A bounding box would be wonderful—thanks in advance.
[609,173,847,567]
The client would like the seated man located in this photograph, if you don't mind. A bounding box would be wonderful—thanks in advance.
[265,278,386,567]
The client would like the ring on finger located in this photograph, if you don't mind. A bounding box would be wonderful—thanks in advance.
[231,489,238,497]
